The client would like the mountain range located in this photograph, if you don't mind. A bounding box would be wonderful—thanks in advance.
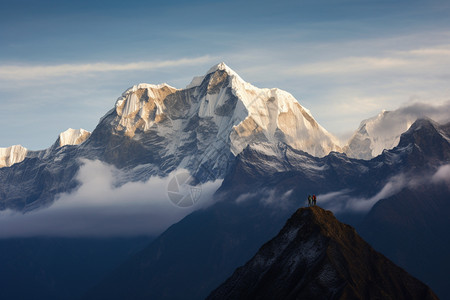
[84,115,450,300]
[0,63,449,299]
[0,63,341,211]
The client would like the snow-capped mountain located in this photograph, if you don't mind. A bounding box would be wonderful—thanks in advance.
[0,62,340,175]
[90,62,340,180]
[0,128,91,168]
[111,63,339,158]
[0,63,340,211]
[344,104,450,160]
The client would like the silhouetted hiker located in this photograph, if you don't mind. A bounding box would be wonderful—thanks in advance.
[312,194,317,206]
[308,195,312,207]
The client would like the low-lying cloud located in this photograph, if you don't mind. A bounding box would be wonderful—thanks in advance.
[319,165,450,213]
[432,164,450,186]
[0,159,222,238]
[234,188,293,210]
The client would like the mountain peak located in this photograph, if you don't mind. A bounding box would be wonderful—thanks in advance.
[208,206,438,300]
[58,128,91,147]
[395,118,450,162]
[398,118,442,144]
[186,62,245,89]
[406,117,438,131]
[206,62,241,78]
[0,145,28,168]
[206,62,230,73]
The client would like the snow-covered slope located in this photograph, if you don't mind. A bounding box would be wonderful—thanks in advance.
[0,145,28,168]
[109,62,340,162]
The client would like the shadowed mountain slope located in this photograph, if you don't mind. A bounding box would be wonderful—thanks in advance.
[208,206,438,300]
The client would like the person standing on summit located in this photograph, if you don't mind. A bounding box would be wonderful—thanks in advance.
[312,194,317,206]
[307,195,312,207]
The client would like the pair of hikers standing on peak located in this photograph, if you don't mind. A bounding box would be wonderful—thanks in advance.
[307,194,317,207]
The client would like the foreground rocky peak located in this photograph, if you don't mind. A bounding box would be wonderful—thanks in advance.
[208,206,438,300]
[106,62,340,159]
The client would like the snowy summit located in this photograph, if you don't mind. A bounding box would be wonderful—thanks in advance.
[110,62,341,161]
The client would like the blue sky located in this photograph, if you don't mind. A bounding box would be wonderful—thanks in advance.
[1,0,450,149]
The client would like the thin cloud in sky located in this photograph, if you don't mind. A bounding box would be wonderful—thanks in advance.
[398,46,450,56]
[287,57,409,76]
[0,56,216,80]
[285,45,450,76]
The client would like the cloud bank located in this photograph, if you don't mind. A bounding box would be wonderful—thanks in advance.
[0,160,222,238]
[319,165,450,213]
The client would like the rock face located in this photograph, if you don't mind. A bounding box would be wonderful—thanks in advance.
[207,206,439,300]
